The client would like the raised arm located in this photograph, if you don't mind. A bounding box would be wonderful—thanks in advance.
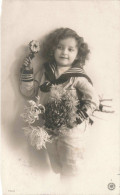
[19,57,44,98]
[19,40,43,98]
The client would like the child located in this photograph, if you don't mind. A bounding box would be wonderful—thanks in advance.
[20,28,99,178]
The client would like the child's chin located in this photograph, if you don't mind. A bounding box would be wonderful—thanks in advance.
[57,62,71,67]
[59,64,70,67]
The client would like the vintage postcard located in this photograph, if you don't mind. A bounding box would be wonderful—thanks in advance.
[1,0,120,194]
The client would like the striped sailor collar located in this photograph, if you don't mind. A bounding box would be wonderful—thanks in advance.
[62,66,85,75]
[44,61,93,85]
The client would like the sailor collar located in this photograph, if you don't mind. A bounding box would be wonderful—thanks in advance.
[40,61,93,92]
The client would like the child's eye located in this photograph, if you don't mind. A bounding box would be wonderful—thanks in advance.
[57,45,63,49]
[69,48,74,52]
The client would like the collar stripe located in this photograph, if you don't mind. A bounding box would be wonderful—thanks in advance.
[63,68,85,74]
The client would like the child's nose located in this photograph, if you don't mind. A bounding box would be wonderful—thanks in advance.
[62,48,68,55]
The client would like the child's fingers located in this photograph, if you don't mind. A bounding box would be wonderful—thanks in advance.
[23,57,31,66]
[102,108,115,113]
[100,98,114,107]
[23,62,29,66]
[25,57,30,63]
[100,99,113,102]
[99,100,115,112]
[101,104,112,108]
[99,104,115,113]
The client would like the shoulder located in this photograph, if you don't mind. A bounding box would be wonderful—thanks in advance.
[72,76,90,85]
[71,75,93,88]
[68,66,93,85]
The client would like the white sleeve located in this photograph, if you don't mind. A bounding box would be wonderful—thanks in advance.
[74,77,99,116]
[20,68,44,98]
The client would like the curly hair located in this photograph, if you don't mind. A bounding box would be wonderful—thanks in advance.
[41,28,90,67]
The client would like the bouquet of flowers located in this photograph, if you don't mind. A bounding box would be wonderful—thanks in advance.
[21,85,83,149]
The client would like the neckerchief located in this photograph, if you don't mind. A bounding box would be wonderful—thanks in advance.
[40,61,93,92]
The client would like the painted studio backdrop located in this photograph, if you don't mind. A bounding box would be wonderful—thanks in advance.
[1,1,120,194]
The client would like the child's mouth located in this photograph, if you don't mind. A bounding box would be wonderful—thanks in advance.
[60,56,68,59]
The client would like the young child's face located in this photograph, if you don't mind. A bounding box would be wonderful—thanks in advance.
[54,37,78,67]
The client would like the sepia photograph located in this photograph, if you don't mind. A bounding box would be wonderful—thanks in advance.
[1,0,120,194]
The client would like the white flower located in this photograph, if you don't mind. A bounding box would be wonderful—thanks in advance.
[21,97,45,124]
[29,40,40,53]
[28,100,36,107]
[23,126,52,150]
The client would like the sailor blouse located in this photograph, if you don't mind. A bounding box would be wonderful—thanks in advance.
[20,66,99,119]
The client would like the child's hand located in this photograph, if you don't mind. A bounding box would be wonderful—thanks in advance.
[23,57,32,70]
[99,98,115,113]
